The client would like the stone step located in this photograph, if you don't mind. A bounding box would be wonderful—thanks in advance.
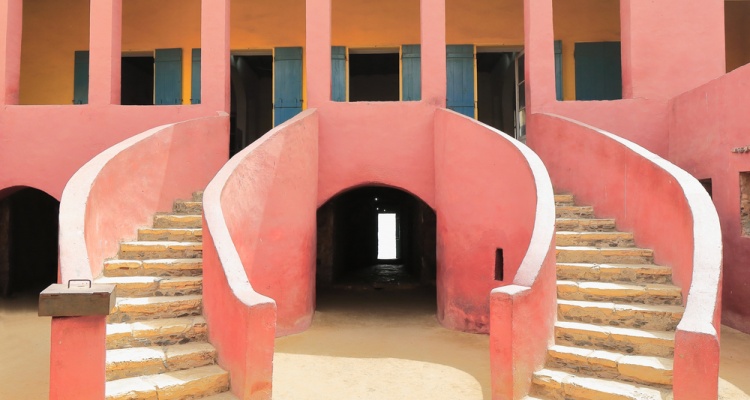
[556,205,595,219]
[556,246,653,264]
[530,368,670,400]
[118,241,202,260]
[554,194,575,206]
[138,228,202,242]
[546,345,673,387]
[202,393,239,400]
[192,191,204,202]
[556,218,617,232]
[105,364,229,400]
[96,276,202,297]
[173,200,203,214]
[103,259,203,277]
[557,281,682,306]
[107,316,208,350]
[106,342,217,381]
[557,263,673,285]
[556,231,635,248]
[154,214,203,229]
[557,299,684,331]
[555,321,675,358]
[108,295,202,323]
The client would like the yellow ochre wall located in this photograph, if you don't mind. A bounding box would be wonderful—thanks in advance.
[725,2,750,73]
[19,0,89,105]
[19,0,616,105]
[553,0,620,100]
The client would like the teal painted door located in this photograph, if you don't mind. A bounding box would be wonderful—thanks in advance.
[274,47,303,125]
[73,51,89,104]
[155,48,182,105]
[191,49,201,104]
[447,45,474,117]
[574,42,622,101]
[402,45,421,101]
[554,41,563,101]
[331,46,346,102]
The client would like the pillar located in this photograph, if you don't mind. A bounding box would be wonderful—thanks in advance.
[420,0,446,107]
[0,0,22,105]
[88,0,121,105]
[524,0,556,113]
[306,0,331,108]
[201,0,231,112]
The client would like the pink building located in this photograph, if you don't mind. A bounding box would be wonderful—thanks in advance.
[0,0,742,398]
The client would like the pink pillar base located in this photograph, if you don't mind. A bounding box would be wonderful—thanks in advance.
[49,316,106,400]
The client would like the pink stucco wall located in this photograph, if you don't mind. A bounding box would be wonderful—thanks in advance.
[669,64,750,334]
[529,112,722,400]
[49,316,106,400]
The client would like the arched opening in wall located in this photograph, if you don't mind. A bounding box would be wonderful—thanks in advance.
[331,0,420,102]
[121,0,201,105]
[316,186,436,293]
[229,0,306,155]
[446,0,524,138]
[0,188,59,297]
[553,0,621,101]
[19,0,90,105]
[725,1,750,73]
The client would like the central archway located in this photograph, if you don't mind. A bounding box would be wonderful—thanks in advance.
[316,185,436,291]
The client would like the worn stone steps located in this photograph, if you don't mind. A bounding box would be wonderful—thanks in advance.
[106,316,208,350]
[556,246,653,264]
[104,258,203,277]
[556,205,595,219]
[530,368,669,400]
[173,200,203,214]
[153,214,203,229]
[557,263,673,285]
[96,276,202,297]
[106,342,217,381]
[557,281,681,305]
[138,228,202,242]
[546,345,673,387]
[108,295,202,323]
[105,364,229,400]
[556,218,617,232]
[556,231,635,248]
[555,321,675,358]
[558,299,683,331]
[118,241,202,260]
[193,191,204,202]
[554,194,575,206]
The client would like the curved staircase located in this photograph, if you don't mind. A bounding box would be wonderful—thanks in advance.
[94,192,237,400]
[528,194,682,400]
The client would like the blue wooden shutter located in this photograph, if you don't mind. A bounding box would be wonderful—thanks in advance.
[331,46,346,102]
[155,48,182,105]
[73,51,89,104]
[574,42,622,101]
[402,44,421,101]
[554,40,563,101]
[191,49,201,104]
[446,45,475,117]
[274,47,303,125]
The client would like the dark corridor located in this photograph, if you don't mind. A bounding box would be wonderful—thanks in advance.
[316,186,436,290]
[0,188,59,297]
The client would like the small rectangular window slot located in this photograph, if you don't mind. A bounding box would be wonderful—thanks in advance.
[495,248,504,281]
[699,178,712,199]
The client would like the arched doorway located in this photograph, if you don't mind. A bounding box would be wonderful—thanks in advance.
[316,186,436,290]
[0,187,59,297]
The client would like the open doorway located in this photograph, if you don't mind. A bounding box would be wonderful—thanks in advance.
[230,54,274,156]
[316,186,436,290]
[0,188,59,297]
[348,51,400,102]
[121,56,155,106]
[476,49,523,138]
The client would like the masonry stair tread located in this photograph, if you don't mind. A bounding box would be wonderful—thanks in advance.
[96,275,202,297]
[547,344,673,386]
[557,280,681,304]
[556,205,595,218]
[555,320,675,348]
[556,246,653,254]
[106,342,217,381]
[557,299,683,331]
[557,263,672,284]
[103,258,203,277]
[106,316,208,349]
[554,194,575,205]
[556,231,635,247]
[153,214,203,229]
[109,295,202,323]
[532,368,670,400]
[556,218,617,231]
[118,241,202,260]
[558,299,684,314]
[105,364,229,400]
[556,246,654,264]
[120,241,203,249]
[138,228,202,241]
[173,200,203,214]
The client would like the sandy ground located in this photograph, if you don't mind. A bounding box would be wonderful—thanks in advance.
[0,289,748,399]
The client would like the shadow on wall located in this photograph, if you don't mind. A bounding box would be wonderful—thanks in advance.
[0,187,60,297]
